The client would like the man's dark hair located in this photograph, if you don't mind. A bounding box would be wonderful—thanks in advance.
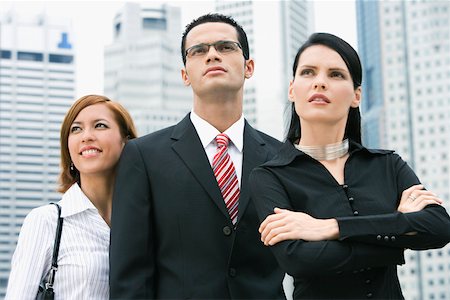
[181,13,250,65]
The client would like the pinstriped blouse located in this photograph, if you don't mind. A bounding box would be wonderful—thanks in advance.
[5,183,110,300]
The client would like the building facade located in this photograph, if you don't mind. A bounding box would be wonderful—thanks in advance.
[356,1,450,299]
[104,3,191,135]
[0,11,75,296]
[215,0,313,140]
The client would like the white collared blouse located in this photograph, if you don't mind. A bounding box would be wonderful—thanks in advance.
[5,183,110,300]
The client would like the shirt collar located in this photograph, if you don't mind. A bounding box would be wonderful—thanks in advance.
[59,183,96,218]
[190,110,244,152]
[263,139,394,167]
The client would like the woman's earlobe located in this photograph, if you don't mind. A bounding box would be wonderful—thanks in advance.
[288,80,295,102]
[351,87,362,107]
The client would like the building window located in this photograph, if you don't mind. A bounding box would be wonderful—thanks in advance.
[1,50,12,59]
[49,54,73,64]
[17,51,43,62]
[143,17,166,30]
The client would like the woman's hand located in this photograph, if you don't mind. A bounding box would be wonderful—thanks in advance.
[259,208,339,246]
[397,184,443,213]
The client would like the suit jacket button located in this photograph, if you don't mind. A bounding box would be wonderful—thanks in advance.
[367,293,373,298]
[391,236,396,242]
[384,236,389,242]
[229,268,236,277]
[376,235,382,240]
[223,226,232,236]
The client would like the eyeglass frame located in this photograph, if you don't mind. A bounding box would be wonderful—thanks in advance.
[184,40,243,59]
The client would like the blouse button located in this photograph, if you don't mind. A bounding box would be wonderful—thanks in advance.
[348,197,354,202]
[367,293,373,298]
[353,210,359,216]
[229,268,236,277]
[343,184,348,189]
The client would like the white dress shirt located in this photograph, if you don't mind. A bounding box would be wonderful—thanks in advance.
[5,183,110,300]
[190,110,244,187]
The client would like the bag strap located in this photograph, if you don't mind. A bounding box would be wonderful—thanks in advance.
[45,203,64,290]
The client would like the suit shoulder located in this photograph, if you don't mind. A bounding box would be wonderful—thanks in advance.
[133,125,175,145]
[255,130,282,147]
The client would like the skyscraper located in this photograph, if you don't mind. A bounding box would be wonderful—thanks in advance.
[215,2,312,296]
[215,0,313,140]
[0,11,75,296]
[104,3,191,135]
[357,1,450,299]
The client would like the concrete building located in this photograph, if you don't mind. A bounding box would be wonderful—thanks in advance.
[0,11,75,296]
[357,1,450,299]
[215,0,313,140]
[104,3,191,135]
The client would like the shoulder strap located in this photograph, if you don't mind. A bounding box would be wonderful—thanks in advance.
[45,203,64,289]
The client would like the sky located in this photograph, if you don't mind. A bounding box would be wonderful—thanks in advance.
[2,0,357,98]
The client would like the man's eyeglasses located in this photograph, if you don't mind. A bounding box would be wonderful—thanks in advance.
[185,40,242,58]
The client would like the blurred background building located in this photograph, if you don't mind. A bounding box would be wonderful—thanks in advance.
[104,3,190,134]
[215,1,312,139]
[104,1,313,140]
[0,12,75,296]
[357,1,450,299]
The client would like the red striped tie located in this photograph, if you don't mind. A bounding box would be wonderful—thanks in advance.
[213,134,240,225]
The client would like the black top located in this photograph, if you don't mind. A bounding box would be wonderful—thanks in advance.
[249,140,450,299]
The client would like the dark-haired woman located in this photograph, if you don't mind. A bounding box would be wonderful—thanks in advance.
[6,95,137,299]
[249,33,450,299]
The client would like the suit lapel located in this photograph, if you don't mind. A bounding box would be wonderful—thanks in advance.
[171,115,230,220]
[238,123,269,225]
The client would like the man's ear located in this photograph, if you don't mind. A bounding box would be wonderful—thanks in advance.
[181,68,190,86]
[244,59,254,79]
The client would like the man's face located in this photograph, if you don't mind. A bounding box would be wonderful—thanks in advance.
[181,22,254,98]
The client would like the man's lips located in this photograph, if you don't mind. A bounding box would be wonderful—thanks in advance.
[204,66,226,75]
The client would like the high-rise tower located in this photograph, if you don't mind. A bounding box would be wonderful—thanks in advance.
[104,3,191,135]
[215,0,313,140]
[357,2,450,299]
[0,11,75,296]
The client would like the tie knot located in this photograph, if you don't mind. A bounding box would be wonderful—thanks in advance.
[216,133,230,148]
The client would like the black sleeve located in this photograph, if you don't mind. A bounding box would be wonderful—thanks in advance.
[249,167,405,278]
[109,141,155,299]
[337,154,450,250]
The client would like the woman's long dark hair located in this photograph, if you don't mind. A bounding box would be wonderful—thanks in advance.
[287,32,362,144]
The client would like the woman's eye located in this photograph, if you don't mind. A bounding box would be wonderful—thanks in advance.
[331,71,345,78]
[70,126,81,133]
[95,123,108,129]
[300,69,313,76]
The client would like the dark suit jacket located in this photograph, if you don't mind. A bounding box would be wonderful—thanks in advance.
[110,114,285,299]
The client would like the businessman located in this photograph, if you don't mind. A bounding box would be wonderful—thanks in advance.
[110,13,285,299]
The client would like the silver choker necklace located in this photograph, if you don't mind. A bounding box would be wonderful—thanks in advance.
[295,139,349,161]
